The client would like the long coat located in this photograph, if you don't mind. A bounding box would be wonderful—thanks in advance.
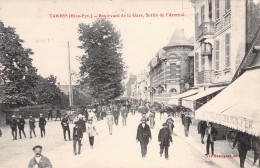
[158,128,172,146]
[18,118,25,129]
[205,126,218,142]
[198,121,207,134]
[28,155,52,168]
[73,126,83,140]
[136,123,151,143]
[29,118,36,129]
[39,117,47,128]
[61,117,69,129]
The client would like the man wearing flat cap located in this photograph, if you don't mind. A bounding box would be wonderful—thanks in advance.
[136,117,152,158]
[28,145,52,168]
[158,123,173,160]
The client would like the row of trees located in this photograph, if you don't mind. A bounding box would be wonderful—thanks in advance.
[0,21,69,108]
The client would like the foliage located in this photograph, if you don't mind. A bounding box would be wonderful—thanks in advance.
[78,18,126,101]
[0,21,38,107]
[33,75,69,109]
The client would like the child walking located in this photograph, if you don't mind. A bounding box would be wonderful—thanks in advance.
[87,119,98,149]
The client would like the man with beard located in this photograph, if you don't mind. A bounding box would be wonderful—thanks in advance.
[18,115,26,139]
[39,113,47,138]
[136,117,152,159]
[28,145,52,168]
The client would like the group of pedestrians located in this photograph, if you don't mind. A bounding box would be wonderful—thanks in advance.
[9,114,47,140]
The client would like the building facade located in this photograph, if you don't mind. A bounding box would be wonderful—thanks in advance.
[149,29,194,103]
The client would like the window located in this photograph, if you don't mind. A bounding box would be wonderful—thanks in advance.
[225,34,231,68]
[170,63,177,79]
[195,12,198,36]
[215,41,220,70]
[225,0,231,11]
[195,52,199,73]
[201,5,205,24]
[215,0,220,19]
[201,55,205,71]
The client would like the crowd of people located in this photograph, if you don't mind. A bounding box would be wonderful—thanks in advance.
[2,99,260,168]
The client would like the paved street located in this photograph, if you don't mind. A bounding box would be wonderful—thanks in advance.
[0,114,221,168]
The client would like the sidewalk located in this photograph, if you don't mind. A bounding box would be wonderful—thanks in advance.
[171,117,255,168]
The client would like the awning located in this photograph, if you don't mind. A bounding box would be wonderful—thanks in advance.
[196,68,260,136]
[182,86,226,111]
[167,89,198,105]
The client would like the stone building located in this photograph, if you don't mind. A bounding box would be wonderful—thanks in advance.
[149,28,194,103]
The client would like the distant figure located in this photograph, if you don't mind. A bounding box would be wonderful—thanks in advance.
[29,115,36,138]
[113,106,120,126]
[106,110,114,135]
[149,110,156,129]
[61,114,71,141]
[233,131,251,168]
[39,113,47,138]
[183,114,191,137]
[158,123,173,160]
[77,114,86,132]
[28,145,52,168]
[10,115,18,140]
[88,109,97,123]
[121,106,128,126]
[166,115,174,134]
[73,121,83,155]
[205,122,218,156]
[87,119,98,149]
[198,120,207,144]
[136,117,152,159]
[47,109,52,121]
[55,109,61,121]
[18,115,26,139]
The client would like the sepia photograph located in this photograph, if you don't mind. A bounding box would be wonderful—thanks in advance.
[0,0,259,167]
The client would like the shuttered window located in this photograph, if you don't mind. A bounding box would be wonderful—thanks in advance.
[215,41,220,70]
[215,0,220,19]
[225,34,231,68]
[201,5,205,23]
[226,0,231,11]
[170,63,177,79]
[201,55,205,71]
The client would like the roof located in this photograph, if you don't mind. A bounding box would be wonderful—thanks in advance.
[163,28,193,50]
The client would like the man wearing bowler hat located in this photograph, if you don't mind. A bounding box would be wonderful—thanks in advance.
[136,117,152,159]
[28,145,52,168]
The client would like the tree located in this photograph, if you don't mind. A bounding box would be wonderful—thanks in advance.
[78,18,126,101]
[0,21,38,107]
[33,75,69,109]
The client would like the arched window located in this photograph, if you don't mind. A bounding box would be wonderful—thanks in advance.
[170,88,177,93]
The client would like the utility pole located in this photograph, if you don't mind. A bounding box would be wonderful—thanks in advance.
[68,41,73,107]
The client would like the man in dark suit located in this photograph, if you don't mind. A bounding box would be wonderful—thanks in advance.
[18,115,26,139]
[10,115,18,140]
[136,117,152,159]
[158,123,173,160]
[73,121,83,155]
[233,131,251,168]
[205,122,218,155]
[47,109,52,120]
[55,109,61,121]
[183,113,192,137]
[113,106,120,126]
[29,115,36,138]
[39,113,47,138]
[61,114,71,141]
[198,120,207,144]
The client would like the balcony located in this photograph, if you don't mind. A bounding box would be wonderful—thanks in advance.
[197,22,214,42]
[197,70,213,84]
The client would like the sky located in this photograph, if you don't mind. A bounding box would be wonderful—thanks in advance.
[0,0,195,84]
